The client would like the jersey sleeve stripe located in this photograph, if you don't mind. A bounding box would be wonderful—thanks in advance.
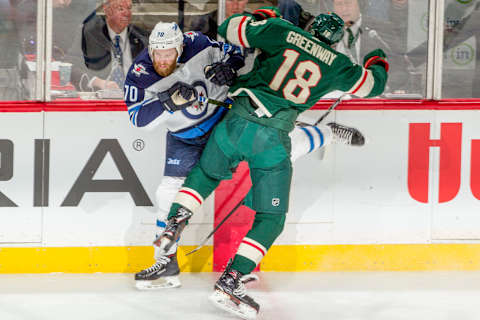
[173,187,204,213]
[238,16,250,48]
[226,16,251,48]
[128,105,140,126]
[127,98,155,126]
[347,68,374,98]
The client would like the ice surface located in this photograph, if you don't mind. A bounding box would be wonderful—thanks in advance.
[0,271,479,320]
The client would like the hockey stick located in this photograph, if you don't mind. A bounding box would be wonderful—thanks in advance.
[297,94,348,127]
[198,96,233,109]
[185,196,245,256]
[313,94,348,125]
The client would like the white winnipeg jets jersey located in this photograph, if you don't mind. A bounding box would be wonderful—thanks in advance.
[124,31,244,139]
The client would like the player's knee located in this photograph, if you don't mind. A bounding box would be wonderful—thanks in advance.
[155,176,185,216]
[258,212,286,239]
[272,214,286,238]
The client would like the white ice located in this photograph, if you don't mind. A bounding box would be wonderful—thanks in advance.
[1,271,479,320]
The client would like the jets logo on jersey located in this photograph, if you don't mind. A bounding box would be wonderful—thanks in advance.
[184,31,198,41]
[181,80,209,119]
[131,64,149,77]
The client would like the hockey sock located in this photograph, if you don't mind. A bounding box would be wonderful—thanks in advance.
[183,164,221,198]
[290,124,333,162]
[168,165,220,219]
[231,212,286,274]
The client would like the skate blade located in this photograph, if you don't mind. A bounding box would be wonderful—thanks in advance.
[209,290,257,320]
[135,276,181,290]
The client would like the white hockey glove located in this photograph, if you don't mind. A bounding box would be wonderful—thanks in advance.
[158,82,198,112]
[204,62,237,86]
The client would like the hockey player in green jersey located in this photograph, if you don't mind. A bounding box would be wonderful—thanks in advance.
[156,9,388,320]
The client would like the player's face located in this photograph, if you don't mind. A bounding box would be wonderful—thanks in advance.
[104,0,132,33]
[226,0,248,18]
[333,0,360,26]
[152,48,178,77]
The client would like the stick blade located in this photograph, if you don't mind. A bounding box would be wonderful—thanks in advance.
[185,237,209,256]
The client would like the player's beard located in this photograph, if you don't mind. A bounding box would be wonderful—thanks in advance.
[153,60,177,77]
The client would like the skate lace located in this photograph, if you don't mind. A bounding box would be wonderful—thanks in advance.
[144,256,170,273]
[333,126,353,143]
[233,280,247,297]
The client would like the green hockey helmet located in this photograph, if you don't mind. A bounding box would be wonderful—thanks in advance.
[309,12,345,45]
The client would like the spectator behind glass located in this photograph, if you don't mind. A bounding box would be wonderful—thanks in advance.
[332,0,409,93]
[440,1,480,98]
[12,0,83,58]
[0,0,19,68]
[9,0,94,99]
[278,0,329,29]
[406,0,479,98]
[365,0,390,21]
[189,0,249,40]
[389,0,408,53]
[71,0,148,91]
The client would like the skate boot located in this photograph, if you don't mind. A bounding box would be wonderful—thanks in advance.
[209,260,260,320]
[154,206,193,254]
[327,122,365,146]
[134,253,181,290]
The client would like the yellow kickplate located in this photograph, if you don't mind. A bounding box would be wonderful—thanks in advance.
[261,244,480,271]
[0,246,213,273]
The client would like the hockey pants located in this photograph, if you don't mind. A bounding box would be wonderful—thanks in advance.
[169,113,296,273]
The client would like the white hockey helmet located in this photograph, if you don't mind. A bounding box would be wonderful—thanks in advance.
[148,22,184,60]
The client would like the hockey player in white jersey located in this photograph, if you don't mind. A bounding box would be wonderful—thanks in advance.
[125,21,364,290]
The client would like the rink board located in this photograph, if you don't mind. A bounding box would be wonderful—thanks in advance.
[1,100,480,272]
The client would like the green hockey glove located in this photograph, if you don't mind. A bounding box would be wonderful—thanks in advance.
[363,49,389,72]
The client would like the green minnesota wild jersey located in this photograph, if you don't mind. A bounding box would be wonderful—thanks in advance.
[218,14,388,118]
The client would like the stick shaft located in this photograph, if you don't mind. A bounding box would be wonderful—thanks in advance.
[198,97,233,109]
[185,196,245,256]
[313,94,346,125]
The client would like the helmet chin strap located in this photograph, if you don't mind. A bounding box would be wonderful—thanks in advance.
[176,45,183,63]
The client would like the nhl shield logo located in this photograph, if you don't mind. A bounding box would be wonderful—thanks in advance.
[272,198,280,207]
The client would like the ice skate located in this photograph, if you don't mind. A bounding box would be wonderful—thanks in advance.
[154,206,192,254]
[134,253,181,290]
[209,260,259,320]
[327,122,365,146]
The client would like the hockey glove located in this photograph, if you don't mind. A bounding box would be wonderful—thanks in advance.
[158,82,198,112]
[204,62,237,86]
[363,48,389,72]
[252,6,282,21]
[298,8,315,30]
